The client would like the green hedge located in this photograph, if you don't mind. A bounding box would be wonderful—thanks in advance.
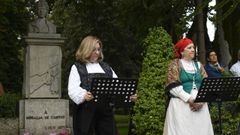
[115,114,130,135]
[210,99,240,134]
[0,92,21,118]
[132,26,174,135]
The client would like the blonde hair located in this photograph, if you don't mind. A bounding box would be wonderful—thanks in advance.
[75,36,104,63]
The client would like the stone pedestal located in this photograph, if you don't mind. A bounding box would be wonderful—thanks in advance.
[19,99,70,135]
[22,33,64,98]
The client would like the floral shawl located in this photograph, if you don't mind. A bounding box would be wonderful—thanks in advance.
[165,59,207,94]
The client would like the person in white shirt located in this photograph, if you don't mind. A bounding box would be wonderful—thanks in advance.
[163,38,214,135]
[68,35,136,135]
[68,35,117,135]
[230,49,240,77]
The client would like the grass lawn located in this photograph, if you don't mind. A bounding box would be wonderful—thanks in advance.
[115,114,130,135]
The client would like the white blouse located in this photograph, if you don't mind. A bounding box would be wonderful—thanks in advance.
[68,63,117,104]
[230,61,240,77]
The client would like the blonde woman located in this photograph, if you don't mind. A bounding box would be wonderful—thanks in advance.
[68,36,118,135]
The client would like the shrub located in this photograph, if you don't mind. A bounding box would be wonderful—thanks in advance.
[0,92,21,118]
[132,26,174,135]
[210,99,240,134]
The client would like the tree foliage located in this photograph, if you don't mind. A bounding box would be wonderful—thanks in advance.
[0,0,29,92]
[116,0,191,42]
[132,27,174,135]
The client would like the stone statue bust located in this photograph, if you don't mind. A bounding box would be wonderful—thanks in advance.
[28,0,56,33]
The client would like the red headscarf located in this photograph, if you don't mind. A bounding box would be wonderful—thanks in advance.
[175,38,193,58]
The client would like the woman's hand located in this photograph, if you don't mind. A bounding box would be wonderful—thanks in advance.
[130,94,137,102]
[187,97,195,106]
[189,102,204,111]
[84,91,93,101]
[187,97,204,111]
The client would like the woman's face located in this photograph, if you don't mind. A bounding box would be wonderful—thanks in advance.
[182,43,195,60]
[89,42,101,63]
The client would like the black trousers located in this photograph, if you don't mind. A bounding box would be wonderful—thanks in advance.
[73,101,118,135]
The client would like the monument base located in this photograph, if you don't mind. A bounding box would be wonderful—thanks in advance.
[19,99,71,135]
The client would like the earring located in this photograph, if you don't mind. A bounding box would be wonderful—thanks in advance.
[181,52,184,57]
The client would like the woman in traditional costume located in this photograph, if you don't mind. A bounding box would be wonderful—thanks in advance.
[163,38,214,135]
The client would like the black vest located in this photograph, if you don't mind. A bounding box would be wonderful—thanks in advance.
[72,62,116,135]
[74,61,113,90]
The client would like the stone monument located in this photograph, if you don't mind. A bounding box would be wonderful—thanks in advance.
[19,0,70,134]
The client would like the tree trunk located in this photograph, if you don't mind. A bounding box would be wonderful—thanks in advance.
[195,0,206,64]
[222,0,240,65]
[216,0,232,68]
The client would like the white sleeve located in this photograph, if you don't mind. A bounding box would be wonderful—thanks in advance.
[111,68,118,78]
[68,65,87,105]
[170,85,191,102]
[230,66,234,73]
[191,89,198,100]
[230,65,237,76]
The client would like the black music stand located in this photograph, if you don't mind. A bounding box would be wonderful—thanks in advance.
[195,77,240,135]
[90,77,138,108]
